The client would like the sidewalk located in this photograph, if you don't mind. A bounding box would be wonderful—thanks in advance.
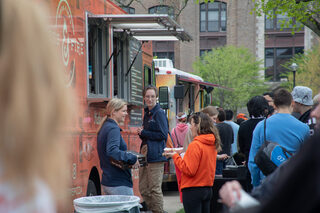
[163,190,183,213]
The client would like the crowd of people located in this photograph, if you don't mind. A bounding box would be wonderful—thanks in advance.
[4,1,320,213]
[219,86,320,213]
[96,83,320,213]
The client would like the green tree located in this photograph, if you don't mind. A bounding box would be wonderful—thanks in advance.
[193,46,268,111]
[282,43,320,93]
[253,0,320,36]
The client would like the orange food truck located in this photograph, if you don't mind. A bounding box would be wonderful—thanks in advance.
[41,0,191,203]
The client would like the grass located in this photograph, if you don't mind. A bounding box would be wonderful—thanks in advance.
[176,208,185,213]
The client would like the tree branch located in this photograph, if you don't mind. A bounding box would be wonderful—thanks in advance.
[135,0,147,11]
[300,16,320,36]
[113,0,136,7]
[175,0,189,19]
[296,0,313,3]
[126,0,135,7]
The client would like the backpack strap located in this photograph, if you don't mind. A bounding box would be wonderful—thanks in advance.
[264,118,267,143]
[264,118,292,158]
[173,128,182,148]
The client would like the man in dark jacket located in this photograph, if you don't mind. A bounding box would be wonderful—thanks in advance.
[292,86,316,135]
[238,96,269,165]
[238,96,269,191]
[137,85,168,213]
[216,109,234,175]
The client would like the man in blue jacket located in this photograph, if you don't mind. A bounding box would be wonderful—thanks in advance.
[248,88,309,187]
[137,85,168,213]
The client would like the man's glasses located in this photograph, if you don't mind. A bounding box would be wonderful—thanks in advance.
[145,95,156,100]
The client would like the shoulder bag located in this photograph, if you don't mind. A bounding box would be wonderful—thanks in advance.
[254,119,293,176]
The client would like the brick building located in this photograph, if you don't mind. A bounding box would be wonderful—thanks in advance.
[116,0,317,83]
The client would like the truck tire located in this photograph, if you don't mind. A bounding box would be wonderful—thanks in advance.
[86,179,97,196]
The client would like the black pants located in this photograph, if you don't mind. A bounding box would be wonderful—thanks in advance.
[182,187,212,213]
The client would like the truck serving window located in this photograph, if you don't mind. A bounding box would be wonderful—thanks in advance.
[113,33,130,99]
[87,19,108,97]
[86,14,192,100]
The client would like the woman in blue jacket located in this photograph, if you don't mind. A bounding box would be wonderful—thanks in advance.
[97,98,139,195]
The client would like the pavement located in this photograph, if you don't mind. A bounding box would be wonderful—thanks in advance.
[163,190,183,213]
[140,183,183,213]
[140,190,183,213]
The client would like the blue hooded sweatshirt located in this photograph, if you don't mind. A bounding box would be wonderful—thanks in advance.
[97,118,137,187]
[140,103,168,162]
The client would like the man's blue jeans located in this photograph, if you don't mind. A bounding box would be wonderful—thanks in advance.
[215,160,225,175]
[102,185,134,195]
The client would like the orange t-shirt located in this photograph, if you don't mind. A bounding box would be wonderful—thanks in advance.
[173,134,218,190]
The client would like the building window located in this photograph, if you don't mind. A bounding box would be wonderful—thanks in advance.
[265,12,302,30]
[149,5,174,19]
[265,47,304,81]
[121,6,135,14]
[200,1,227,32]
[200,49,212,57]
[153,52,175,66]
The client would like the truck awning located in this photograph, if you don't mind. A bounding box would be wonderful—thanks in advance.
[177,76,233,91]
[87,14,192,41]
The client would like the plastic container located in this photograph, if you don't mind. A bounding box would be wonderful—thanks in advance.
[73,195,141,213]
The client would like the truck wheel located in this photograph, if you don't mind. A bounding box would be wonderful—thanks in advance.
[86,179,97,196]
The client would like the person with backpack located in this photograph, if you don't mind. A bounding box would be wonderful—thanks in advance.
[171,112,189,203]
[137,85,168,213]
[248,88,309,187]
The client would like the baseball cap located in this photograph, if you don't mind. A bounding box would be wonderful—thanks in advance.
[291,86,313,106]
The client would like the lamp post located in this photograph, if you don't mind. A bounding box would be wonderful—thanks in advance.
[290,62,298,88]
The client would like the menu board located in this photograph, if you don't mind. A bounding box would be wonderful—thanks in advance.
[128,38,143,126]
[129,108,143,126]
[129,38,143,105]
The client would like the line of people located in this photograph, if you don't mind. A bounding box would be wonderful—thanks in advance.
[163,85,319,213]
[219,86,320,213]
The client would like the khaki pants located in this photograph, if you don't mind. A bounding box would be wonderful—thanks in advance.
[139,145,165,213]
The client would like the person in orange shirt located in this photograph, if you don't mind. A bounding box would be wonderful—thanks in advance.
[164,112,221,213]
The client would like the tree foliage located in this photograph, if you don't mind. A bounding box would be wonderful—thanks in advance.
[282,43,320,93]
[193,46,268,111]
[253,0,320,36]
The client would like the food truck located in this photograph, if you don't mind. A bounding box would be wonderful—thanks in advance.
[41,0,191,201]
[153,58,224,183]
